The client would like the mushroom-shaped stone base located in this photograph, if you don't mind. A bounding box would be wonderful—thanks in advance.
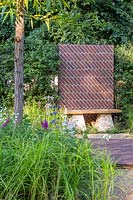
[95,114,114,132]
[69,115,86,132]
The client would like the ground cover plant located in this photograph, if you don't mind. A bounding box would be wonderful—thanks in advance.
[0,103,116,200]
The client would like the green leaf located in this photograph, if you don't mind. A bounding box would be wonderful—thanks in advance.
[30,18,33,29]
[45,18,50,31]
[61,0,70,9]
[9,8,14,23]
[46,0,51,11]
[2,11,9,24]
[33,0,40,9]
[0,5,7,21]
[24,0,28,10]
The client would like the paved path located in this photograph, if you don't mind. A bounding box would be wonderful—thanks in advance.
[89,138,133,200]
[111,169,133,200]
[89,138,133,168]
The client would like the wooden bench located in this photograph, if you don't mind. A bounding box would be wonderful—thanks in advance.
[66,109,122,132]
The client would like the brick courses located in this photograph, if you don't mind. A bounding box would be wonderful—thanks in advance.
[59,44,114,110]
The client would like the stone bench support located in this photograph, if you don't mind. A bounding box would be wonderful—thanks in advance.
[69,115,86,132]
[94,114,114,132]
[67,109,122,132]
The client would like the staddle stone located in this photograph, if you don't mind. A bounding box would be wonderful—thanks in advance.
[95,114,114,132]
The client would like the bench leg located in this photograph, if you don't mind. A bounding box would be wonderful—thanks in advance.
[69,115,86,131]
[95,114,114,132]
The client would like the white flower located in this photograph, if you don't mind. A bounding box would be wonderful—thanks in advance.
[62,120,68,127]
[67,121,76,131]
[45,103,51,109]
[103,134,111,141]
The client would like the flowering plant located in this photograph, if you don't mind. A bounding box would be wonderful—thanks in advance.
[40,96,76,135]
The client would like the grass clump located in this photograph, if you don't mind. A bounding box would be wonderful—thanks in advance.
[0,126,115,200]
[0,101,116,200]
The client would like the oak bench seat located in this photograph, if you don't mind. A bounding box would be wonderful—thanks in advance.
[67,109,122,115]
[67,109,122,132]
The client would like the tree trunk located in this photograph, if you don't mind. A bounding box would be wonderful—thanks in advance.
[14,0,24,124]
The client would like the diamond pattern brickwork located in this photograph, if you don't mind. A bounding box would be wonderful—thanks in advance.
[59,44,114,110]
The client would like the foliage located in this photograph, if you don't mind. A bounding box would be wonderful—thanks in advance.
[0,17,14,105]
[0,106,115,200]
[0,0,132,127]
[114,44,133,128]
[84,124,98,135]
[50,0,132,44]
[115,43,133,108]
[106,125,122,134]
[24,26,59,101]
[0,17,14,42]
[0,25,59,105]
[0,132,115,200]
[23,97,66,130]
[125,104,133,134]
[0,39,14,104]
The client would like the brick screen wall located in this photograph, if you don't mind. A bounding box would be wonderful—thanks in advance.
[59,44,114,110]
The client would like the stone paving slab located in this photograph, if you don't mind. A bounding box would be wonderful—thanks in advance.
[89,137,133,199]
[87,133,131,139]
[76,135,133,199]
[89,138,133,168]
[111,169,133,200]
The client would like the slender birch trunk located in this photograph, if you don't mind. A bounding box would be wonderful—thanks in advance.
[14,0,24,124]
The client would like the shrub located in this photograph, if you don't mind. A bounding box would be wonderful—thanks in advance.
[115,43,133,108]
[114,44,133,128]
